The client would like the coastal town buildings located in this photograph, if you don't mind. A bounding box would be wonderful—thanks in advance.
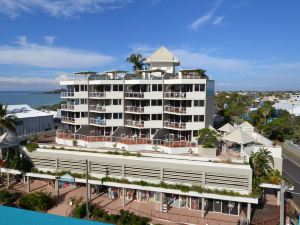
[0,48,284,224]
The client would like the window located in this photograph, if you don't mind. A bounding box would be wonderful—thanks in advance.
[195,84,199,91]
[119,85,123,91]
[194,100,205,107]
[113,113,123,119]
[151,100,162,106]
[200,84,205,91]
[113,85,118,91]
[151,114,162,120]
[113,99,121,105]
[194,115,204,122]
[152,84,157,91]
[158,84,162,91]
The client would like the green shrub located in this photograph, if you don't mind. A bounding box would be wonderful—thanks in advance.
[25,143,39,152]
[72,203,86,218]
[19,191,52,211]
[0,190,19,204]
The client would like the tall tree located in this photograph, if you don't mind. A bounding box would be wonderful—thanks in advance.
[0,104,16,135]
[250,147,274,178]
[126,54,145,72]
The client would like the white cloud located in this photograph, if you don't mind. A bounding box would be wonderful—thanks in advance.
[188,0,223,31]
[0,36,115,68]
[212,16,223,25]
[44,36,56,46]
[0,0,131,18]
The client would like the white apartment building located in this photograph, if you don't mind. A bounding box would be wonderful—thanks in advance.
[58,47,214,152]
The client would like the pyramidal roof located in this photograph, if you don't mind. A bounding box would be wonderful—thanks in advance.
[145,46,180,65]
[239,121,254,129]
[218,123,235,133]
[222,128,255,144]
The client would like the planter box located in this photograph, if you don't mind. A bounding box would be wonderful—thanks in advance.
[198,146,217,157]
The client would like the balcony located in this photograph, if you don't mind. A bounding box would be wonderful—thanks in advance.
[61,116,75,124]
[89,92,106,98]
[61,104,75,110]
[125,92,144,98]
[61,92,74,97]
[164,106,186,114]
[164,92,186,99]
[164,121,186,129]
[90,118,106,126]
[89,105,106,112]
[56,131,74,140]
[125,120,144,128]
[125,106,144,113]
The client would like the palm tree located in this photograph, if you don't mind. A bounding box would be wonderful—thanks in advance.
[261,105,272,125]
[126,54,145,72]
[250,147,274,178]
[0,104,16,135]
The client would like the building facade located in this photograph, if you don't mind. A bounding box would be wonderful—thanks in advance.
[58,47,214,152]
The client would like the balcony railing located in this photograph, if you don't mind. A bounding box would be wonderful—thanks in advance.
[61,104,75,110]
[90,118,106,125]
[56,131,75,140]
[61,92,74,97]
[57,132,196,148]
[164,121,186,129]
[164,92,186,98]
[125,120,144,128]
[125,92,144,98]
[89,92,106,98]
[61,116,75,123]
[125,106,144,113]
[164,106,186,114]
[89,105,106,112]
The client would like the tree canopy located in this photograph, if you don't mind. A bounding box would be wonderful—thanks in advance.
[126,53,146,72]
[0,104,16,135]
[197,128,220,148]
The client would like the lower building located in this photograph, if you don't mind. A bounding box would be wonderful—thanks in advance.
[7,104,54,137]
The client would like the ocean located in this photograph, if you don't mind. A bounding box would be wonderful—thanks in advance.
[0,91,61,108]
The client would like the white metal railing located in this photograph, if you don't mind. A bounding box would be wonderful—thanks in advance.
[57,132,196,148]
[89,92,106,98]
[61,104,75,110]
[164,121,186,129]
[125,92,144,98]
[125,120,144,128]
[61,116,75,123]
[125,106,144,113]
[164,106,186,114]
[89,105,106,112]
[90,118,106,125]
[61,92,74,97]
[164,92,186,98]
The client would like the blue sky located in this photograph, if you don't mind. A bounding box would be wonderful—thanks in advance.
[0,0,299,91]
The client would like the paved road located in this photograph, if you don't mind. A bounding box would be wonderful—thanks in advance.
[282,156,300,208]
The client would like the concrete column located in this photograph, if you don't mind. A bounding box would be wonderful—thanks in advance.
[6,173,10,189]
[88,183,91,201]
[55,179,59,196]
[247,203,251,222]
[201,198,205,218]
[238,203,241,216]
[122,188,125,207]
[159,193,163,212]
[202,172,205,186]
[160,168,164,181]
[277,190,281,205]
[122,164,125,178]
[27,176,30,193]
